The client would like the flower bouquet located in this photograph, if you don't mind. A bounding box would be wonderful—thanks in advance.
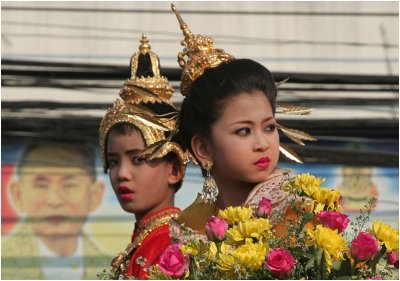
[148,173,398,280]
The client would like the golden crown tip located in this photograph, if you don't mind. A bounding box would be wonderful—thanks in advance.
[139,33,150,54]
[171,3,176,11]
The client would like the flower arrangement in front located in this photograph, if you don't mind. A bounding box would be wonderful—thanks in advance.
[148,173,399,280]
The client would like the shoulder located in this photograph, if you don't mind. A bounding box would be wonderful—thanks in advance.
[81,232,113,265]
[176,193,217,235]
[2,223,38,256]
[243,168,296,224]
[135,225,171,255]
[244,168,293,205]
[129,225,173,279]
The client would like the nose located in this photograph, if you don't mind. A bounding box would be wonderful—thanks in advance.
[117,159,132,182]
[253,130,270,152]
[47,185,63,207]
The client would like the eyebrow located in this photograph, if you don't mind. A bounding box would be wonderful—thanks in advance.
[107,148,143,157]
[228,116,275,126]
[33,175,49,182]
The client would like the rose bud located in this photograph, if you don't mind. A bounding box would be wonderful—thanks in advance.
[205,216,229,242]
[256,197,272,218]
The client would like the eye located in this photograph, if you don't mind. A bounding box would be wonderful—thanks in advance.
[108,159,118,168]
[133,155,146,165]
[62,182,78,189]
[265,124,276,132]
[235,128,251,136]
[34,181,49,189]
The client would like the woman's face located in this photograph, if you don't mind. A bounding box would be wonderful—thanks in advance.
[208,90,280,184]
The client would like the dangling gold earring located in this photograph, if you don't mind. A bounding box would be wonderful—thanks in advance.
[201,160,218,204]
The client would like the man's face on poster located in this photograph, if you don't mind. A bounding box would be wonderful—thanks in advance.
[10,146,104,238]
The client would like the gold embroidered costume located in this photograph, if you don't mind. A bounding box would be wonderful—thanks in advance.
[107,207,181,280]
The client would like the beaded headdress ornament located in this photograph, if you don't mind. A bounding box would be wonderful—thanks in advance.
[99,34,188,172]
[171,4,316,163]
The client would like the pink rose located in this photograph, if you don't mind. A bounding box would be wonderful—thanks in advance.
[387,251,399,269]
[205,216,229,242]
[159,243,188,278]
[369,276,383,280]
[316,210,349,233]
[351,232,379,261]
[256,197,272,218]
[265,248,296,278]
[338,195,343,206]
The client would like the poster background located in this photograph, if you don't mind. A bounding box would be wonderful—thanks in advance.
[2,142,398,257]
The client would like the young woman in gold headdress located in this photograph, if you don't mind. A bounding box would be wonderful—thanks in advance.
[170,4,316,238]
[99,34,188,279]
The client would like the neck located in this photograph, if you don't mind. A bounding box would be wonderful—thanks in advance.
[214,175,255,209]
[135,199,175,222]
[39,235,79,256]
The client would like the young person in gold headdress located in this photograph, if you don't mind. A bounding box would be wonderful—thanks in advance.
[170,4,316,237]
[98,34,188,279]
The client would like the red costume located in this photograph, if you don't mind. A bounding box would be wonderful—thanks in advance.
[110,207,181,279]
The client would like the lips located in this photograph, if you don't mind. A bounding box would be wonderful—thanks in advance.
[118,186,135,200]
[255,157,270,169]
[46,215,67,224]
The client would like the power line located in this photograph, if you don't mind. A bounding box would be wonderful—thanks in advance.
[2,59,399,85]
[2,6,397,17]
[2,20,398,48]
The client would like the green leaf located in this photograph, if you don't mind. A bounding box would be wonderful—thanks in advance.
[335,275,352,280]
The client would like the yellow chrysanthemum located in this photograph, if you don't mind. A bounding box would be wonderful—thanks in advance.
[307,225,348,272]
[180,243,199,256]
[217,241,268,272]
[291,173,325,196]
[218,206,252,225]
[311,187,342,213]
[208,242,217,258]
[220,241,231,254]
[226,218,272,245]
[217,253,237,272]
[370,220,399,252]
[232,242,269,270]
[208,241,231,258]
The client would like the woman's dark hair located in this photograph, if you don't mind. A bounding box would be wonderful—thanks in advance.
[179,58,277,159]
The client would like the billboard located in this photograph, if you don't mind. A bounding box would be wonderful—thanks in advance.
[1,141,398,279]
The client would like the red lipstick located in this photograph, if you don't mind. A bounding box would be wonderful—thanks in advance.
[118,185,134,200]
[255,157,270,169]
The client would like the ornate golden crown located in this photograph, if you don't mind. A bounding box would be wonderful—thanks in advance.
[171,4,317,163]
[171,4,235,96]
[99,34,188,172]
[121,34,174,104]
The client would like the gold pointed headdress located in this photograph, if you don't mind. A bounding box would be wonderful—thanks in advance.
[171,4,317,163]
[171,4,234,96]
[99,34,188,172]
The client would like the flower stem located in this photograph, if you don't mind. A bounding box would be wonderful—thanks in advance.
[370,245,387,274]
[320,252,326,279]
[189,257,196,279]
